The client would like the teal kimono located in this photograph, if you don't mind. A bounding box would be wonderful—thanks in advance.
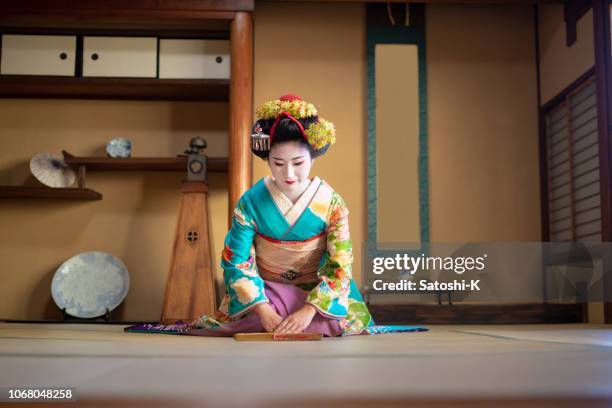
[218,176,374,335]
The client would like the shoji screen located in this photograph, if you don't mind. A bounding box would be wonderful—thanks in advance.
[546,76,602,242]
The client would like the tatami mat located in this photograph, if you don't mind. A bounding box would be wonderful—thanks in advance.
[1,322,608,358]
[451,325,612,348]
[1,323,611,406]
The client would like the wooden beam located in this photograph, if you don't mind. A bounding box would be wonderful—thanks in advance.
[0,77,229,101]
[0,1,254,31]
[62,152,229,173]
[0,0,253,14]
[229,11,253,225]
[0,186,102,200]
[264,0,562,3]
[564,0,592,46]
[369,303,586,324]
[592,0,612,324]
[535,4,551,243]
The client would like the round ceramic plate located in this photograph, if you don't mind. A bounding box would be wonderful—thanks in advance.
[51,251,130,318]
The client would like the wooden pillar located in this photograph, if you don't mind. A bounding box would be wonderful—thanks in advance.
[592,0,612,323]
[229,11,253,226]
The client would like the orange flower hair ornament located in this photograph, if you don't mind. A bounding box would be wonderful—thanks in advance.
[251,94,336,152]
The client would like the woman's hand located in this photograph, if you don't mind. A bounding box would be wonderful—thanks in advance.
[274,304,317,334]
[254,303,283,333]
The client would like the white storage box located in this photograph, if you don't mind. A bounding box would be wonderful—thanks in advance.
[1,34,76,76]
[83,36,157,78]
[159,39,230,79]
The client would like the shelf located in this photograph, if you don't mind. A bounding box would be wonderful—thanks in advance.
[0,0,253,33]
[0,76,229,101]
[0,0,253,214]
[0,186,102,200]
[62,151,228,172]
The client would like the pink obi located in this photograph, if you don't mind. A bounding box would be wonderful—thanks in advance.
[254,232,326,285]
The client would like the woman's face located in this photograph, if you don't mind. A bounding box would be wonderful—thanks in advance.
[268,141,314,190]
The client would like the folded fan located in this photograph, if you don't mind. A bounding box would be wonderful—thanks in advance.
[233,332,323,341]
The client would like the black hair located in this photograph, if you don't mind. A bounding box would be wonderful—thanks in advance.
[251,116,331,160]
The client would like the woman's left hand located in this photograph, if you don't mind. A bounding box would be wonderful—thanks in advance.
[274,304,317,334]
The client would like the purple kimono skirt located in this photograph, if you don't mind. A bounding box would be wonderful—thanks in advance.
[124,280,426,337]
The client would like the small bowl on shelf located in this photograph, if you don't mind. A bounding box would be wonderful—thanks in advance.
[106,138,132,158]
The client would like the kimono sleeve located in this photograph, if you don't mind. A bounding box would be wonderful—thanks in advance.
[221,194,268,318]
[306,192,353,318]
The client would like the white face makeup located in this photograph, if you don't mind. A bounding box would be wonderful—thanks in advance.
[268,141,314,201]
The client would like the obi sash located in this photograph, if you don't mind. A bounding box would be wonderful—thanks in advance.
[254,232,326,285]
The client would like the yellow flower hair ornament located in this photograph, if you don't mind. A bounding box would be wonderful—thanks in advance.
[256,98,318,120]
[304,118,336,150]
[251,94,336,152]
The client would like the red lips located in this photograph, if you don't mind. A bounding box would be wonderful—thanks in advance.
[285,180,296,185]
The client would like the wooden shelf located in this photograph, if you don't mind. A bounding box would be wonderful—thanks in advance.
[0,0,252,34]
[0,186,102,200]
[0,76,230,101]
[62,151,228,172]
[0,0,253,215]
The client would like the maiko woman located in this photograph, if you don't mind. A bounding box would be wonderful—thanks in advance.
[187,94,425,337]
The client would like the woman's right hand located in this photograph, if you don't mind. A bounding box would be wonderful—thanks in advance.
[254,303,283,333]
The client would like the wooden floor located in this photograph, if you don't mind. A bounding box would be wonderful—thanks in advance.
[0,322,611,407]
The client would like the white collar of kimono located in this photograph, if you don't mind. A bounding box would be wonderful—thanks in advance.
[264,176,322,226]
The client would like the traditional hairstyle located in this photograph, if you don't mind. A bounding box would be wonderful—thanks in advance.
[250,94,336,160]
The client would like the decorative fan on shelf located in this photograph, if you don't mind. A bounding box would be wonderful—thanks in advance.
[29,153,76,188]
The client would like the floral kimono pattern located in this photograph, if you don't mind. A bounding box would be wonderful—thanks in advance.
[219,176,374,335]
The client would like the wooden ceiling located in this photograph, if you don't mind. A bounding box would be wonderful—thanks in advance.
[261,0,563,4]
